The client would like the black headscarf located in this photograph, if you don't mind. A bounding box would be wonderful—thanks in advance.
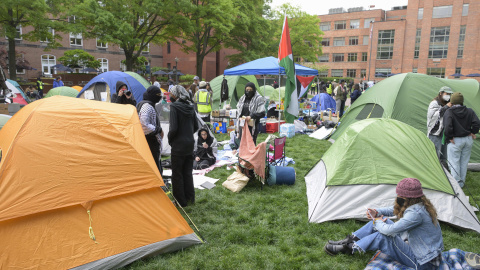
[245,82,256,99]
[116,81,128,94]
[143,86,162,104]
[195,128,214,158]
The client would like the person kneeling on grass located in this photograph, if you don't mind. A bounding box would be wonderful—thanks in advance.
[193,128,216,170]
[324,178,444,270]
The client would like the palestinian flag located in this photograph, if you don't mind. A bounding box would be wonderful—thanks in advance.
[278,16,297,123]
[297,75,315,98]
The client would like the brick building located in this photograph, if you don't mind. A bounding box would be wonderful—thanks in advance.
[0,26,233,82]
[317,0,480,82]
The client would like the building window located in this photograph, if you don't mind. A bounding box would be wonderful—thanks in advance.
[319,70,328,77]
[333,37,345,46]
[362,52,368,62]
[363,35,369,45]
[429,26,449,59]
[331,69,343,77]
[454,67,461,78]
[41,54,56,75]
[412,68,417,73]
[349,36,358,46]
[377,30,395,60]
[321,38,330,47]
[334,20,346,30]
[414,29,421,59]
[462,4,469,16]
[142,43,150,53]
[167,42,171,54]
[318,54,329,62]
[41,28,54,43]
[347,69,356,78]
[418,8,423,19]
[70,33,83,46]
[120,61,126,72]
[360,69,366,78]
[350,20,360,29]
[333,53,344,62]
[320,22,330,31]
[96,38,107,48]
[68,15,77,23]
[15,25,22,40]
[375,68,391,77]
[167,63,171,70]
[364,18,374,28]
[98,58,108,73]
[347,53,357,62]
[432,6,452,19]
[457,25,466,58]
[427,67,445,78]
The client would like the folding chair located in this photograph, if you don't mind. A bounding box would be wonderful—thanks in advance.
[267,136,286,166]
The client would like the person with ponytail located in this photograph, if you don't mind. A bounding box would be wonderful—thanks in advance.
[427,86,453,164]
[325,178,444,270]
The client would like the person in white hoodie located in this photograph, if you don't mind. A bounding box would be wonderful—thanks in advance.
[427,86,453,164]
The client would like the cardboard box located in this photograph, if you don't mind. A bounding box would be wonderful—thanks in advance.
[307,125,316,130]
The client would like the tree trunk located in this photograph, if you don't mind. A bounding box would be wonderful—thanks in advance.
[8,37,17,80]
[196,52,204,80]
[124,49,134,71]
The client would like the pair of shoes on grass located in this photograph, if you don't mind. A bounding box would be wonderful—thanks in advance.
[324,235,359,256]
[466,253,480,269]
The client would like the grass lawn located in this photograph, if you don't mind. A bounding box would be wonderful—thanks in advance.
[125,133,480,270]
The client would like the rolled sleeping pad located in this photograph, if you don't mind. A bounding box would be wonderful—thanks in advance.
[267,165,295,186]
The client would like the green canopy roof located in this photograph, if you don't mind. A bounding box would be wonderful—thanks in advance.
[210,75,259,110]
[324,118,454,195]
[332,73,480,163]
[45,87,79,98]
[124,72,151,89]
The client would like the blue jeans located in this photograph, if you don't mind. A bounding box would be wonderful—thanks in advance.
[353,220,435,270]
[447,136,473,187]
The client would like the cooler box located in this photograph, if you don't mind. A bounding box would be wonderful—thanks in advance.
[266,120,285,133]
[212,122,227,134]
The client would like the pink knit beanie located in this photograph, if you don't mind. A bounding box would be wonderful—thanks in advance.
[396,178,424,198]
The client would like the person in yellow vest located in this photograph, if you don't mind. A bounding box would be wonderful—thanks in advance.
[326,81,333,96]
[36,77,44,99]
[194,81,212,123]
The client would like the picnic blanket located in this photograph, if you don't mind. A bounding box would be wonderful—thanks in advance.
[238,124,267,180]
[365,249,473,270]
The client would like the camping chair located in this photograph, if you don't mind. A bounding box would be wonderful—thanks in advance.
[267,136,286,166]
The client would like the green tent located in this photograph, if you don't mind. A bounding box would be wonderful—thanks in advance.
[124,72,151,89]
[257,85,275,97]
[0,114,12,130]
[331,73,480,163]
[210,75,259,110]
[306,118,480,233]
[45,87,79,98]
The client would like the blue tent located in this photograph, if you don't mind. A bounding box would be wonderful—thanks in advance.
[310,93,336,113]
[77,71,147,102]
[224,56,318,76]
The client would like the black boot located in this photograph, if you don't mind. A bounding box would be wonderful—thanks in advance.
[324,243,352,256]
[328,234,359,245]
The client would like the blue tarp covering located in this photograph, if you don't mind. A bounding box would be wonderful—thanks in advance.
[310,93,336,113]
[224,57,318,76]
[77,71,147,102]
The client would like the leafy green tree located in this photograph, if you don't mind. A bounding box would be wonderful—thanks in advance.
[121,56,148,73]
[172,0,236,79]
[71,0,182,71]
[0,0,66,80]
[224,0,273,67]
[267,3,323,63]
[58,49,100,70]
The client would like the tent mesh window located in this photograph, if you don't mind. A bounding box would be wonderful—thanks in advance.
[355,103,384,120]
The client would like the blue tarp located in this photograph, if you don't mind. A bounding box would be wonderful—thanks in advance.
[310,93,336,113]
[77,71,147,102]
[224,57,318,76]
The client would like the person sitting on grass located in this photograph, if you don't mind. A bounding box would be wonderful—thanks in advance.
[324,178,444,270]
[193,128,216,170]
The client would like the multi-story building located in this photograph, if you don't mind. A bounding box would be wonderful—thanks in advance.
[317,0,480,82]
[0,26,232,81]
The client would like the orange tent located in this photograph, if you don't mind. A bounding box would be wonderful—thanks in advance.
[0,96,202,269]
[72,85,83,91]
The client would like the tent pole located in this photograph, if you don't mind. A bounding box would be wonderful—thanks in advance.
[278,69,281,132]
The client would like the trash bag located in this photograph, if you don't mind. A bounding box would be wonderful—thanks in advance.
[221,77,229,102]
[324,120,336,129]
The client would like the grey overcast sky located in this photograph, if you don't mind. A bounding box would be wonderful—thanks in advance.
[270,0,409,15]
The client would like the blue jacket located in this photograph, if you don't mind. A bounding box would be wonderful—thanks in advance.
[52,80,64,88]
[375,204,444,265]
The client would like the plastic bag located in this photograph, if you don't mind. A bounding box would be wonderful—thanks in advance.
[294,120,307,132]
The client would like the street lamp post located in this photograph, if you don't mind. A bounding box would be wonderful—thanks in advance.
[175,57,179,85]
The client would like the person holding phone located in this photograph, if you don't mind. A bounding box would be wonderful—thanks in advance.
[113,81,136,106]
[324,178,444,270]
[193,128,216,170]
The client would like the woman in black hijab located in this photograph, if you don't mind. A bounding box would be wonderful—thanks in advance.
[193,128,216,169]
[236,82,266,145]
